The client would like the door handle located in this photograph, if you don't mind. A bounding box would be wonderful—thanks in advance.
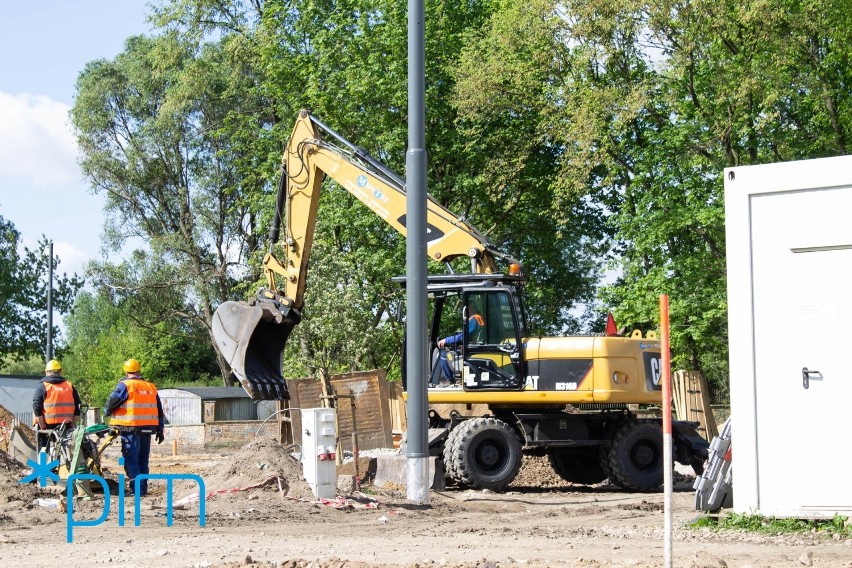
[801,367,820,390]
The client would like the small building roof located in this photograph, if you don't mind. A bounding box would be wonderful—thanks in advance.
[159,386,251,400]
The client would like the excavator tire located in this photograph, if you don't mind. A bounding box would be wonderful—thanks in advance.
[547,447,608,485]
[442,417,521,491]
[606,421,663,491]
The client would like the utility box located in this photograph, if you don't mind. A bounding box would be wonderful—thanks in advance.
[300,408,337,499]
[725,155,852,518]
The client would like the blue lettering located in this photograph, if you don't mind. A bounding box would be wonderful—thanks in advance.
[64,471,205,542]
[66,474,110,543]
[134,473,206,528]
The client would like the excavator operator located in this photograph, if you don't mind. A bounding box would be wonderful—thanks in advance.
[436,313,485,387]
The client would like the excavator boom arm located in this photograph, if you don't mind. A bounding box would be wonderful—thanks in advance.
[272,109,512,312]
[213,109,518,400]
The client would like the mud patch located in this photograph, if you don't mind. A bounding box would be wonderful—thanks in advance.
[166,437,314,511]
[510,455,567,489]
[617,500,663,512]
[0,452,41,505]
[337,457,377,484]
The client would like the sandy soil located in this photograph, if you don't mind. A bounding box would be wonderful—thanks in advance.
[0,441,849,568]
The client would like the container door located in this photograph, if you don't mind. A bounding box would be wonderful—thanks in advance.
[750,186,852,515]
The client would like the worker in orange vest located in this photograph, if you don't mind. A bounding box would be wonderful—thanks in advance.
[32,359,82,451]
[103,359,165,497]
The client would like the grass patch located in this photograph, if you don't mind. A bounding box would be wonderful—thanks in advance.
[691,513,851,537]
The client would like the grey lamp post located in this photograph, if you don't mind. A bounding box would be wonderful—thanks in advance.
[405,0,430,502]
[46,241,54,362]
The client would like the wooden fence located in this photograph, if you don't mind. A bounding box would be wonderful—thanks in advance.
[283,369,405,451]
[672,370,719,441]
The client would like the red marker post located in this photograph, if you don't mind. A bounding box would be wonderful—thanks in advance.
[660,294,673,568]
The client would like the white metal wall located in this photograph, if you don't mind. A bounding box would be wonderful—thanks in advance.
[725,155,852,518]
[158,389,202,425]
[0,376,40,426]
[256,401,276,421]
[158,388,263,424]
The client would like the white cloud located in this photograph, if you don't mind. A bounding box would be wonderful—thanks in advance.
[0,92,80,187]
[18,236,90,278]
[53,240,90,277]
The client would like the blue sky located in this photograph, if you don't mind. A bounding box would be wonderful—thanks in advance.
[0,0,152,277]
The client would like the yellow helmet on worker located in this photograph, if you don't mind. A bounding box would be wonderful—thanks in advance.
[45,359,62,373]
[123,358,142,374]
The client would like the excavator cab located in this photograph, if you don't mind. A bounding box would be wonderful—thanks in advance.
[402,274,528,391]
[458,287,525,390]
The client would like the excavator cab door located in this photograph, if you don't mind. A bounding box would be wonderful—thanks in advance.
[460,289,524,390]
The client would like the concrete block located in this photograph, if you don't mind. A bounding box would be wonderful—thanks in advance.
[337,474,357,494]
[8,426,36,466]
[373,455,445,490]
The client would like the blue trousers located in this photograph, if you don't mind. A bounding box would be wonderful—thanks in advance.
[120,431,152,496]
[438,349,458,383]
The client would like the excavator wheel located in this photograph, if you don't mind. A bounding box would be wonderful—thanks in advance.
[547,447,608,485]
[606,421,664,491]
[442,417,522,491]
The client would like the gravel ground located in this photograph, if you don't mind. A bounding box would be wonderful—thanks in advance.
[1,443,849,568]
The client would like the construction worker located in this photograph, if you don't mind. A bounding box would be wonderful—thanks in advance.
[103,359,165,497]
[32,359,82,451]
[436,312,485,386]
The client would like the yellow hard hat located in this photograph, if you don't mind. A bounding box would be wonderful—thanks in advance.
[122,358,141,373]
[45,359,62,372]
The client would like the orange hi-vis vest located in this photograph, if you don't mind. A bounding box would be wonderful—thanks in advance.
[44,381,75,425]
[110,378,160,427]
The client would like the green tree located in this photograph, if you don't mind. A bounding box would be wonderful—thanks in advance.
[71,31,277,385]
[452,0,608,333]
[63,280,220,406]
[237,0,597,314]
[452,0,852,392]
[0,355,47,376]
[0,213,82,361]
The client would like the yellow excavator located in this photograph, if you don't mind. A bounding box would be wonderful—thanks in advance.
[212,109,708,491]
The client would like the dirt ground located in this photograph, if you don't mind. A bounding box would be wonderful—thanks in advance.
[0,440,849,568]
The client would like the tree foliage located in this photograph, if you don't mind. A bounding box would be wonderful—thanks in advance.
[71,0,852,392]
[452,0,852,388]
[62,280,220,406]
[70,31,278,384]
[0,213,82,361]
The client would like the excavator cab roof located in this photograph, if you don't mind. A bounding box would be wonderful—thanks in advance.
[392,273,527,294]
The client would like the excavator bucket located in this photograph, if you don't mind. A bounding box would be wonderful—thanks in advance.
[212,301,295,400]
